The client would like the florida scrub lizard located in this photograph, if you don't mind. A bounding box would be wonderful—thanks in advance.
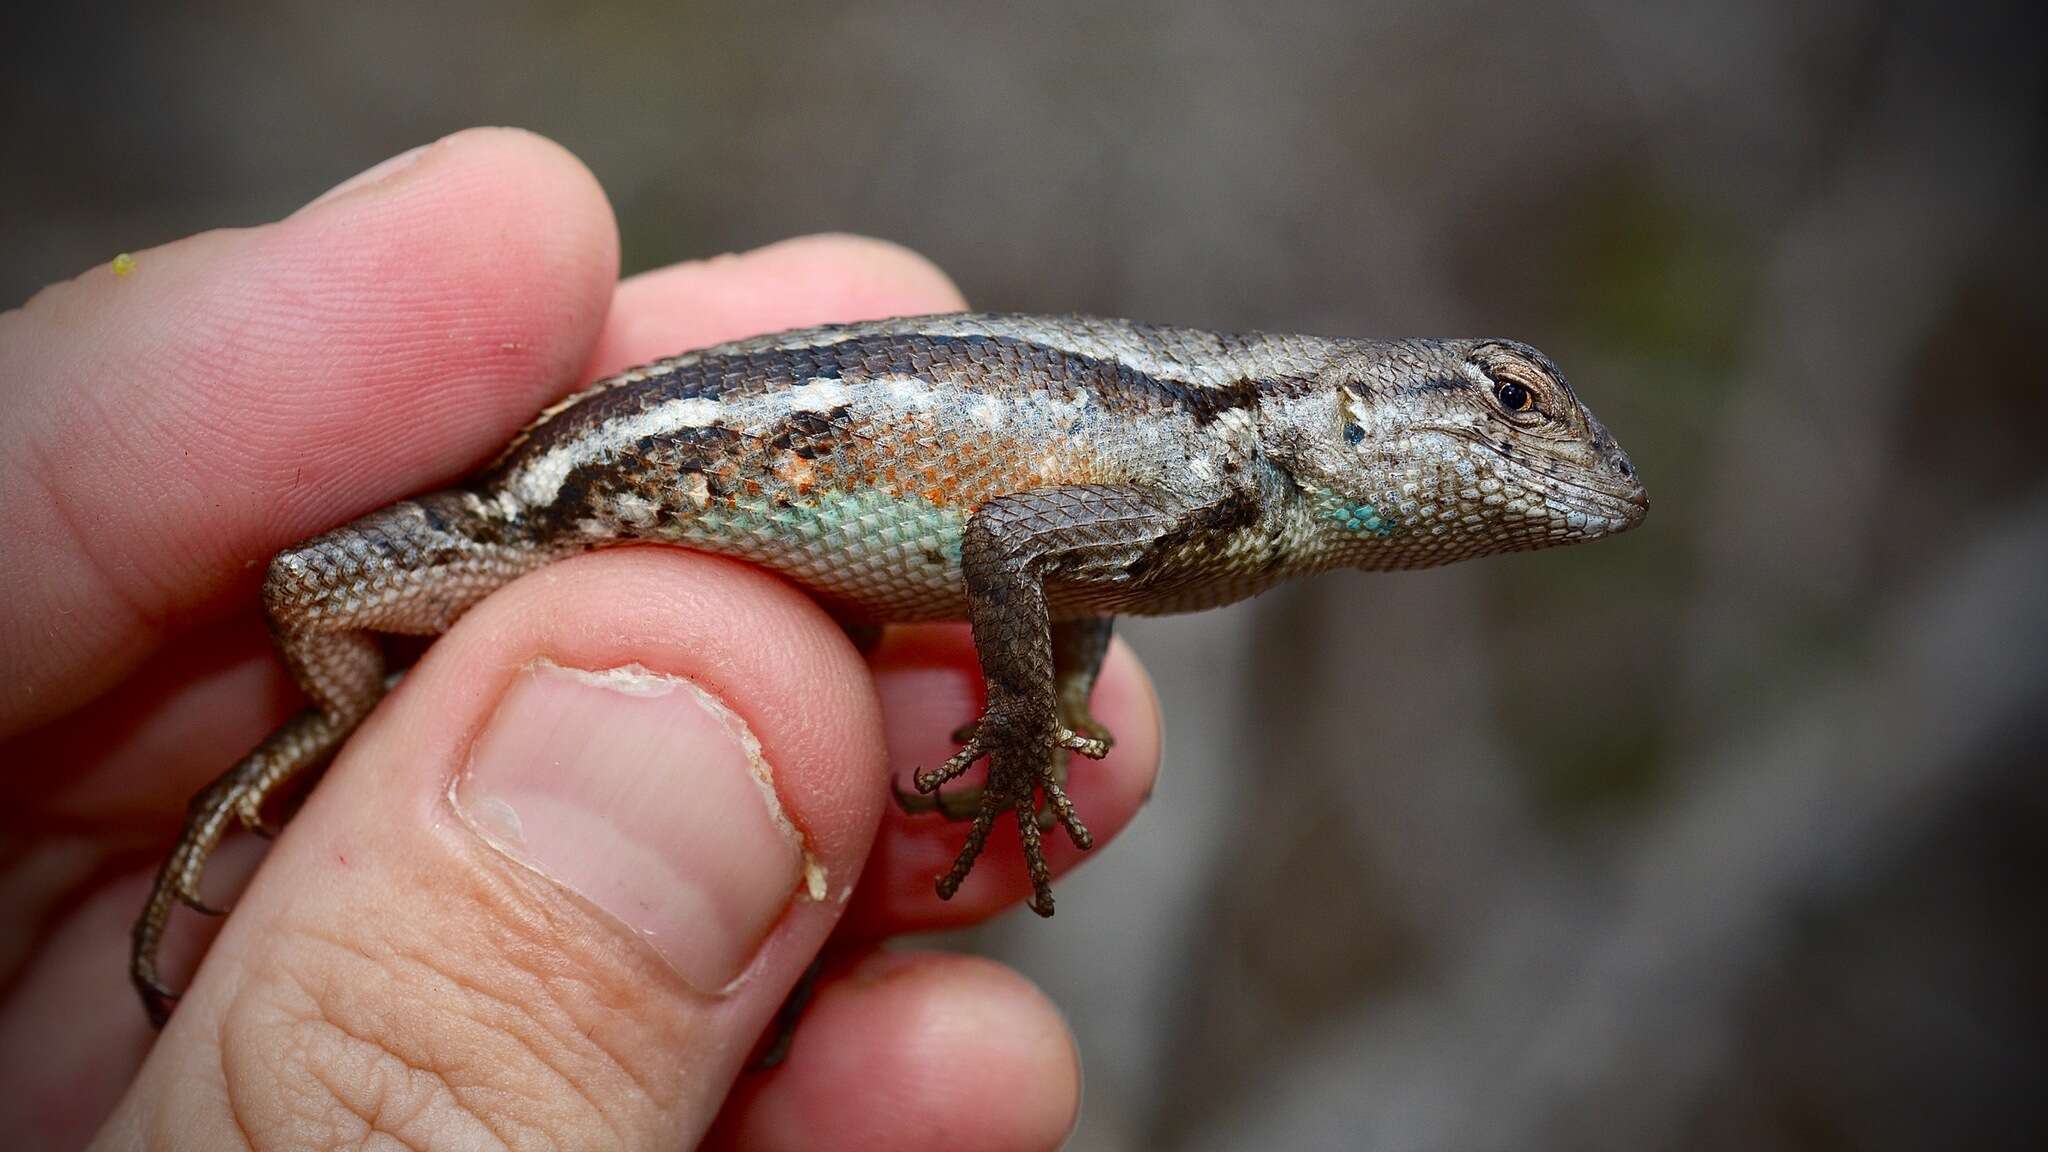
[131,312,1647,1023]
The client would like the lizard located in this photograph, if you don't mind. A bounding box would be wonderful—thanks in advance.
[130,311,1647,1025]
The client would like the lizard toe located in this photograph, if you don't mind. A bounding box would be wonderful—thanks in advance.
[914,737,985,794]
[1016,803,1056,917]
[1058,728,1110,760]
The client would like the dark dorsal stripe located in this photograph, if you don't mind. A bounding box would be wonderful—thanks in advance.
[494,332,1311,482]
[907,334,1278,424]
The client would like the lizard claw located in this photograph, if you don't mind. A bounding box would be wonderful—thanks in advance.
[892,776,989,820]
[913,736,986,794]
[1016,799,1055,916]
[135,972,178,1030]
[166,846,228,916]
[890,777,927,813]
[179,893,229,918]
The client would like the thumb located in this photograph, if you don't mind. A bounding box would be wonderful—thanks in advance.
[100,548,885,1150]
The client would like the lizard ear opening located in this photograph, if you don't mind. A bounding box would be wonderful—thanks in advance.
[1336,386,1376,451]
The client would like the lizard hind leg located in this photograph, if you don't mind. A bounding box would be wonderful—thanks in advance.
[131,491,551,1026]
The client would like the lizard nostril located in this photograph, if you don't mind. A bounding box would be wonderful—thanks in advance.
[1609,451,1635,481]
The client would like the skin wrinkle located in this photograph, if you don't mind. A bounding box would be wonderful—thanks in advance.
[264,872,556,1065]
[299,1051,428,1152]
[253,925,605,1151]
[403,905,658,1118]
[261,978,491,1152]
[321,929,554,1084]
[3,246,596,736]
[5,433,164,727]
[218,1012,262,1152]
[82,251,304,534]
[326,1049,436,1152]
[130,165,593,528]
[429,848,700,1114]
[17,420,160,625]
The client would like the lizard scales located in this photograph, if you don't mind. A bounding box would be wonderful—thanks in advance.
[132,311,1647,1023]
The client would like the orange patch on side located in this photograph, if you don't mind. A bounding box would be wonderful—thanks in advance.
[774,451,818,493]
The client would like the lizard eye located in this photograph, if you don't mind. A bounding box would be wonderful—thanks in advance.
[1495,380,1533,413]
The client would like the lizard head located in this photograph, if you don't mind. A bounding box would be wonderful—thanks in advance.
[1269,337,1647,569]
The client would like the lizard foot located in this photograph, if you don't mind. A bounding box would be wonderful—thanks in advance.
[132,703,350,1027]
[130,775,267,1026]
[892,731,1088,829]
[894,758,1062,825]
[945,690,1116,753]
[897,716,1107,823]
[905,712,1107,915]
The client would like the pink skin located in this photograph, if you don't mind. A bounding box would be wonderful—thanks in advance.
[0,128,1159,1151]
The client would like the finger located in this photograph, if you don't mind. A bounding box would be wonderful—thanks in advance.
[2,613,287,826]
[103,548,887,1150]
[2,232,967,824]
[707,952,1079,1152]
[0,127,620,739]
[0,865,166,1148]
[586,233,967,378]
[6,633,1159,1099]
[846,625,1162,933]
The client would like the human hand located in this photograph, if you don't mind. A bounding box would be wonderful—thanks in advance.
[0,128,1161,1150]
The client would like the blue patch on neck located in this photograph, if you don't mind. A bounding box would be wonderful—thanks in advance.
[1327,501,1393,537]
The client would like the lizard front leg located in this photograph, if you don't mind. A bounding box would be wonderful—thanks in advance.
[910,485,1235,916]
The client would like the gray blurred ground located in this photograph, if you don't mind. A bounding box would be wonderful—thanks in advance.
[6,1,2044,1148]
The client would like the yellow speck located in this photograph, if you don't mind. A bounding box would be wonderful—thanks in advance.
[111,253,137,277]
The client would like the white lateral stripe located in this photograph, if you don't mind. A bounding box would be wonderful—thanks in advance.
[789,379,851,412]
[511,394,729,506]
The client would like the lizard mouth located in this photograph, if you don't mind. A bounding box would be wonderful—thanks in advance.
[1552,479,1647,535]
[1473,439,1648,533]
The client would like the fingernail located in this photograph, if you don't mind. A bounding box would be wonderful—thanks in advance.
[454,661,805,992]
[301,143,431,211]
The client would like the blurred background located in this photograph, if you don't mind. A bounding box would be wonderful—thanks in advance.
[6,1,2044,1147]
